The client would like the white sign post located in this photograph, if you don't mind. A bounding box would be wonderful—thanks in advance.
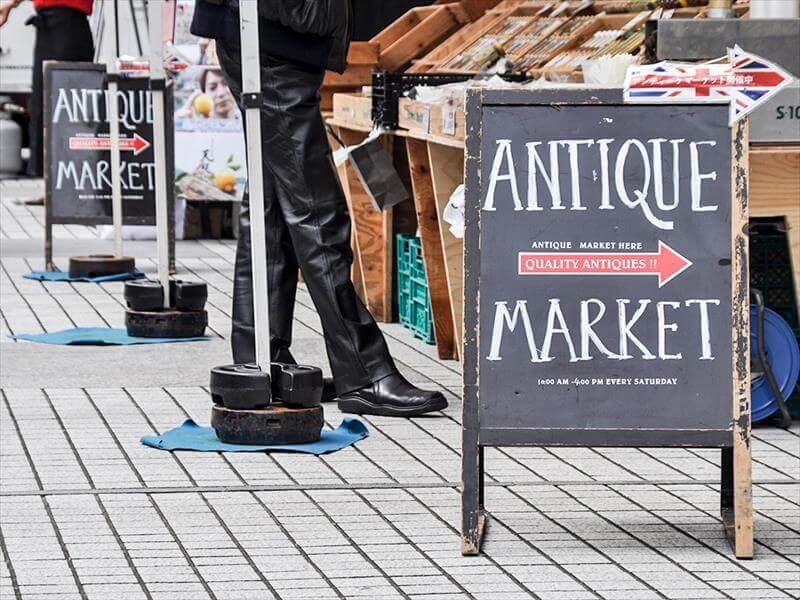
[147,2,171,306]
[105,0,123,258]
[239,2,272,375]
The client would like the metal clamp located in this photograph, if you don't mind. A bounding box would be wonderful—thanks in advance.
[242,92,262,109]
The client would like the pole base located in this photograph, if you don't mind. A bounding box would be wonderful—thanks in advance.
[210,364,271,410]
[124,280,164,312]
[69,255,135,278]
[125,308,207,338]
[211,403,323,445]
[124,280,208,312]
[210,363,323,410]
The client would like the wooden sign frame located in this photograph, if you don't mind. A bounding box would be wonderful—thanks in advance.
[43,62,175,270]
[461,89,752,558]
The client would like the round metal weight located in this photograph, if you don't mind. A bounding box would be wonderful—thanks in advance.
[270,362,323,408]
[125,308,207,338]
[69,255,135,278]
[211,403,323,445]
[124,280,164,311]
[169,279,208,311]
[210,364,271,410]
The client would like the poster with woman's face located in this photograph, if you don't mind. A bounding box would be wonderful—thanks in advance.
[173,66,246,202]
[168,0,247,203]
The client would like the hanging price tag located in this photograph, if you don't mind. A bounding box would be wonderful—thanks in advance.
[442,104,457,135]
[421,105,431,133]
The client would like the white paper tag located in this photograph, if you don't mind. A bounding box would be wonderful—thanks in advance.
[421,106,431,133]
[442,105,457,136]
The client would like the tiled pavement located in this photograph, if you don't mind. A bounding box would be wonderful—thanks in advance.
[1,180,799,600]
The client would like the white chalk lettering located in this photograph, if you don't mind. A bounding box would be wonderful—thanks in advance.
[579,298,619,360]
[617,299,656,360]
[486,300,542,362]
[540,299,578,363]
[483,139,521,211]
[686,299,721,359]
[690,140,718,212]
[656,301,682,359]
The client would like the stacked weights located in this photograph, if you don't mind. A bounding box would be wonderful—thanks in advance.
[124,279,208,338]
[209,362,324,445]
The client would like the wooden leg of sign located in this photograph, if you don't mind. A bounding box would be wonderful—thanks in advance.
[461,435,486,555]
[720,444,753,559]
[723,117,754,560]
[45,218,54,272]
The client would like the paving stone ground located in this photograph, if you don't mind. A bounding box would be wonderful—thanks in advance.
[1,180,798,600]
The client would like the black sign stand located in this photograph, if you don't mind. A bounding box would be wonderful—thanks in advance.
[461,89,752,558]
[43,61,175,271]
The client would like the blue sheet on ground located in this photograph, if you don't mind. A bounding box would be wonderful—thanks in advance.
[11,327,206,345]
[24,269,145,283]
[141,418,369,454]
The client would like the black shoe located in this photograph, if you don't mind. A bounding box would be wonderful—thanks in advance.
[322,377,337,402]
[338,373,448,417]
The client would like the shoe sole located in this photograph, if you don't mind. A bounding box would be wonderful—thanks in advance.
[337,395,448,417]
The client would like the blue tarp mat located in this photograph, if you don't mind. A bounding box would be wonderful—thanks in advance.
[24,269,145,283]
[141,418,368,454]
[11,327,206,346]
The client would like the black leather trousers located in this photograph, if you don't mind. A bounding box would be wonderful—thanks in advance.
[217,38,397,394]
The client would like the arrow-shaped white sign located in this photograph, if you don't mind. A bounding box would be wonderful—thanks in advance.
[624,45,795,126]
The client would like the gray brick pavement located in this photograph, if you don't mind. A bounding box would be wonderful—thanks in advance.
[1,181,799,599]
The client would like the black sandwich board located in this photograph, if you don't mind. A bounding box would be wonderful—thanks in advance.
[43,62,175,269]
[461,89,752,558]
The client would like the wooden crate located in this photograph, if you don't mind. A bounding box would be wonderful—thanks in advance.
[320,41,379,111]
[398,98,465,141]
[332,93,373,130]
[373,3,472,72]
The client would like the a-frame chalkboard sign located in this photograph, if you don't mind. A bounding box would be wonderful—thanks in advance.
[461,89,752,558]
[43,62,175,269]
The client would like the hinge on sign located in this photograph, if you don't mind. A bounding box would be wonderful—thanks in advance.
[242,92,262,109]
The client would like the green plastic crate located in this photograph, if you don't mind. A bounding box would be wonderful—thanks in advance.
[396,234,435,344]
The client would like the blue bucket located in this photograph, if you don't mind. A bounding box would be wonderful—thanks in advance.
[750,306,800,422]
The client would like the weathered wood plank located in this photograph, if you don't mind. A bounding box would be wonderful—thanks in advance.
[406,137,456,359]
[727,118,753,559]
[335,126,391,322]
[428,141,465,360]
[380,6,468,72]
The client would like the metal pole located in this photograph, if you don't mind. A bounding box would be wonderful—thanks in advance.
[239,3,271,370]
[148,0,170,306]
[106,0,123,257]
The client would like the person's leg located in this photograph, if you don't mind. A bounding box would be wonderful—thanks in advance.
[216,30,445,415]
[27,8,93,177]
[230,179,300,364]
[251,53,397,395]
[217,42,299,365]
[27,19,45,178]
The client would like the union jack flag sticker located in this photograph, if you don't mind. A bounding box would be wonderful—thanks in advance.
[624,45,795,126]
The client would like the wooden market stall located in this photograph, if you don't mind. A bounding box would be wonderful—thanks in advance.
[328,0,800,361]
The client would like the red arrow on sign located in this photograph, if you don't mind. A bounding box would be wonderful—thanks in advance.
[518,241,693,288]
[68,133,151,156]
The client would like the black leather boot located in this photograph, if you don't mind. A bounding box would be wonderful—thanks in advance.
[338,373,448,417]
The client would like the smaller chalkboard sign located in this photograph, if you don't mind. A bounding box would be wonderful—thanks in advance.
[461,89,752,559]
[43,62,174,267]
